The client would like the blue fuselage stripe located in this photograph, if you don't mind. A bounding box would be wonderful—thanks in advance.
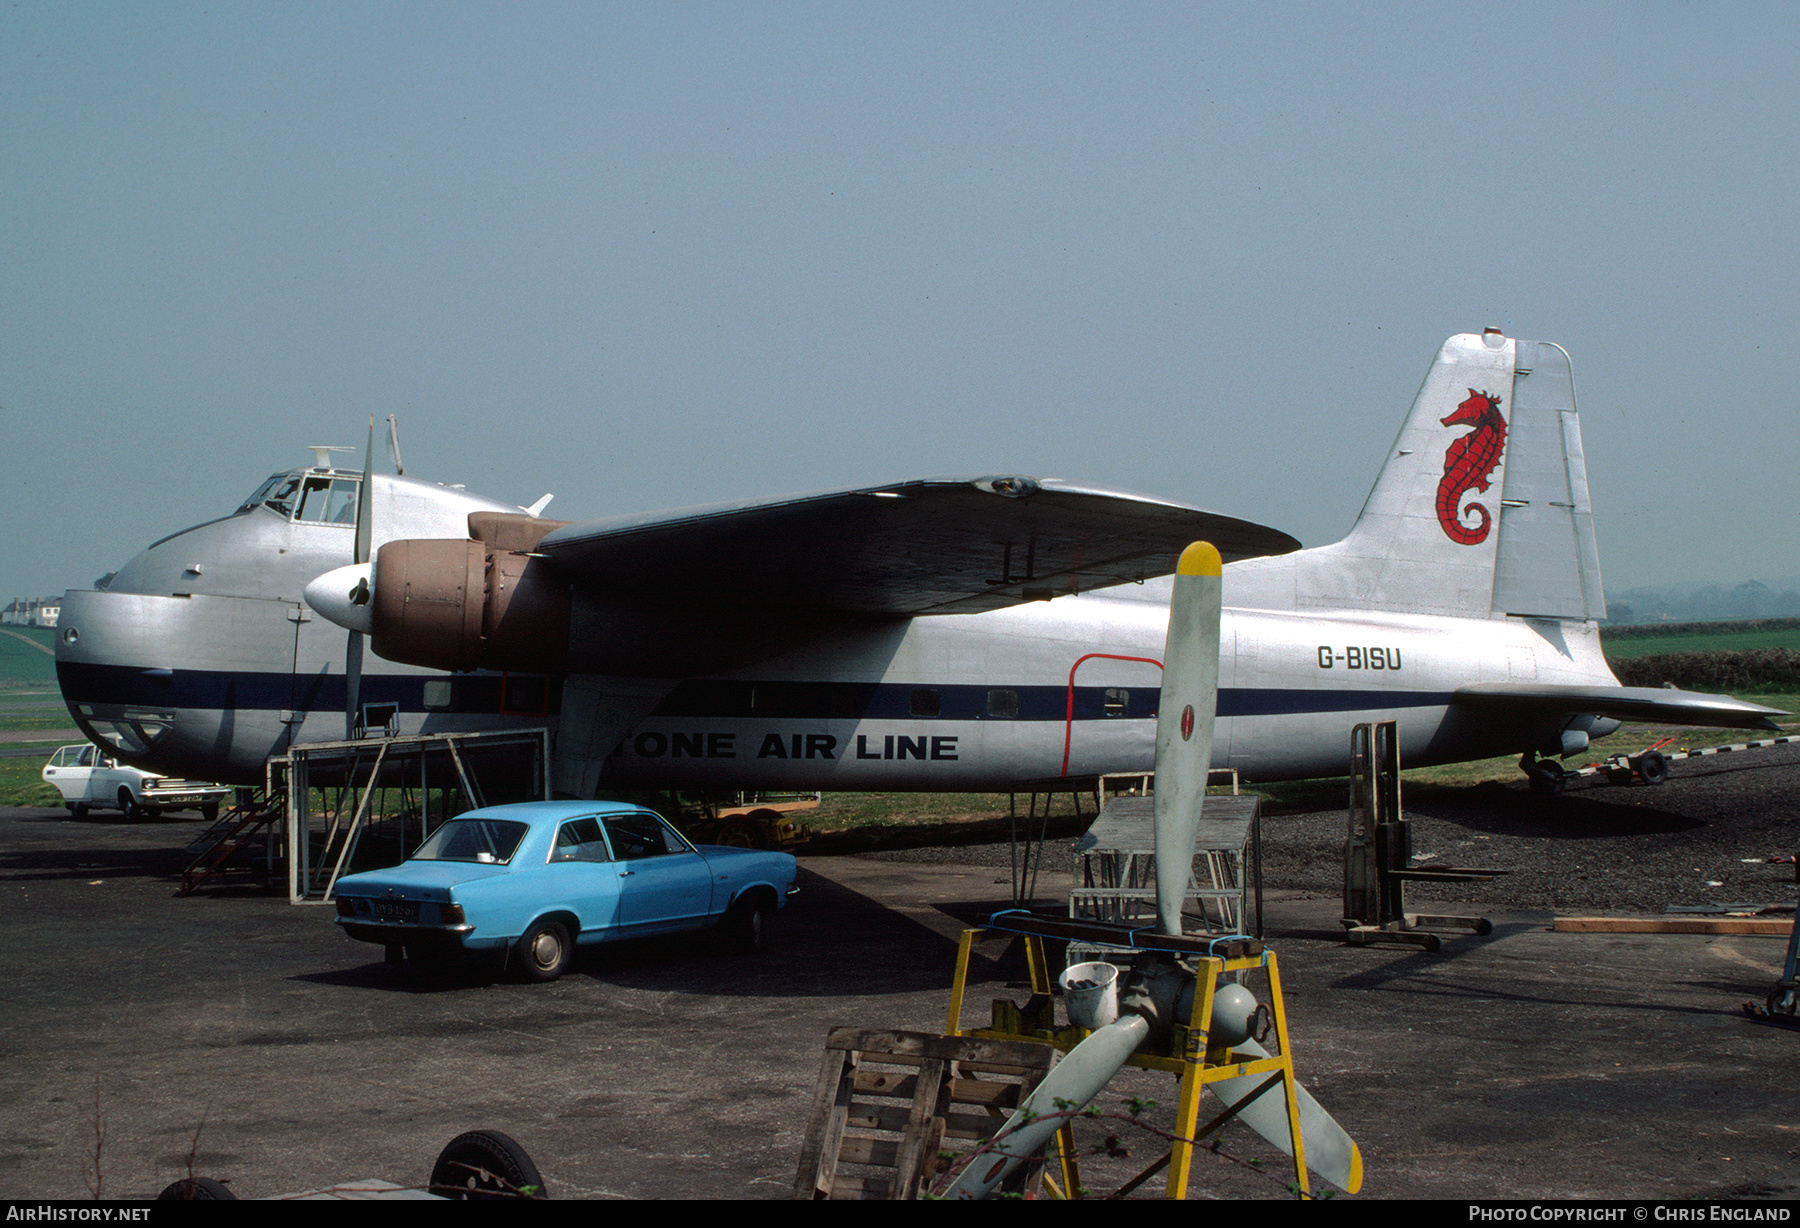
[56,664,1452,721]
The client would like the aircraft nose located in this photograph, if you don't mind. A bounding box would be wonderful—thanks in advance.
[303,562,375,633]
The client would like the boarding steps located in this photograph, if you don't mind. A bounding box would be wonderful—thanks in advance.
[178,792,283,896]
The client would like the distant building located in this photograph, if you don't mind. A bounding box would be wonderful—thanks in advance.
[1,598,59,628]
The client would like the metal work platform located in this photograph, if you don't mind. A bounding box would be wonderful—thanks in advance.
[1069,794,1261,951]
[272,727,550,904]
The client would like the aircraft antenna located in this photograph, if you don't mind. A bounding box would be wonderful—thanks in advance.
[386,415,406,476]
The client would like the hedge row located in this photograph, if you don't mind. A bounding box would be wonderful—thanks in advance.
[1607,648,1800,692]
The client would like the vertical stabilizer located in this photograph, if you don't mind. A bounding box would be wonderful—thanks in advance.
[1232,331,1604,621]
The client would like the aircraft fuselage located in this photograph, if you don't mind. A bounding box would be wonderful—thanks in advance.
[57,528,1613,789]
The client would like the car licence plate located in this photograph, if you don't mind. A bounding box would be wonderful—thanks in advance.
[373,899,419,921]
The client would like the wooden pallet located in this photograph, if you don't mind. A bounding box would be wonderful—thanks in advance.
[793,1028,1060,1200]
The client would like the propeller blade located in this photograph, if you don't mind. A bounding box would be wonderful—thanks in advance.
[1152,541,1222,936]
[354,417,375,566]
[938,1014,1151,1200]
[344,626,364,738]
[345,417,376,737]
[1205,1037,1364,1194]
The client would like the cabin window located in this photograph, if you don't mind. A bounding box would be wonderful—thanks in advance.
[986,689,1019,719]
[910,688,941,718]
[1103,688,1130,717]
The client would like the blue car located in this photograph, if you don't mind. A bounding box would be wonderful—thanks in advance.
[332,801,798,981]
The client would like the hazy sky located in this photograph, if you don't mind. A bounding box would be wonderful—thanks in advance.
[4,2,1796,603]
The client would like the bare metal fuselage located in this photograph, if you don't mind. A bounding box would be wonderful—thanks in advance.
[56,502,1613,789]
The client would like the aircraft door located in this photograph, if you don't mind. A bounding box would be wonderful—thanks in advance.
[1060,652,1163,780]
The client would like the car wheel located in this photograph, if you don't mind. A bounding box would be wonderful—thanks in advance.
[118,788,148,821]
[722,896,772,953]
[514,919,572,982]
[200,803,220,822]
[429,1130,546,1199]
[1637,751,1669,786]
[68,802,88,820]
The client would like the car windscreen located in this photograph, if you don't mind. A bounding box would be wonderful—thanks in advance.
[411,819,529,865]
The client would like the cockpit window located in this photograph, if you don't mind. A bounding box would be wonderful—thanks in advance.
[235,472,360,524]
[295,476,360,525]
[237,474,293,516]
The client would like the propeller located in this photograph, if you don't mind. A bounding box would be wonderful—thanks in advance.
[943,541,1362,1198]
[1153,541,1222,937]
[942,542,1224,1200]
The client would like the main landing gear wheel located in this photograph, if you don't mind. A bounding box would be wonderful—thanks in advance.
[429,1130,547,1199]
[1524,757,1566,795]
[514,919,572,982]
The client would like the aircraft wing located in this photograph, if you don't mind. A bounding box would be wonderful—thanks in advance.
[535,476,1300,616]
[1454,683,1787,731]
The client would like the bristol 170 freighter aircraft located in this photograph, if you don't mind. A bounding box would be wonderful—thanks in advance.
[54,330,1783,798]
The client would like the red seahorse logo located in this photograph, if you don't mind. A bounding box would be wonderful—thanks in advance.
[1435,389,1506,545]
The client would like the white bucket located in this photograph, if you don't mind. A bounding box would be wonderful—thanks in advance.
[1058,960,1122,1030]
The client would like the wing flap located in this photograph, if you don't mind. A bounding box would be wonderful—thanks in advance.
[537,476,1299,615]
[1455,682,1787,731]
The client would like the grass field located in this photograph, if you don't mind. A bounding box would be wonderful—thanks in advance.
[0,626,57,685]
[1601,627,1800,658]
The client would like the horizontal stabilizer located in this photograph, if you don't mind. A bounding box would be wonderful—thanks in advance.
[1455,683,1787,731]
[538,476,1298,616]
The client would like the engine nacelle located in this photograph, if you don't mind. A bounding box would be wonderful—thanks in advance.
[370,514,572,672]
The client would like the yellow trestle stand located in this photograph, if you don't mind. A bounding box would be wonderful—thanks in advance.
[945,923,1315,1200]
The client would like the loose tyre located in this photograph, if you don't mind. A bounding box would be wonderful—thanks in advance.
[1637,751,1669,786]
[514,918,572,982]
[429,1130,546,1199]
[156,1177,236,1200]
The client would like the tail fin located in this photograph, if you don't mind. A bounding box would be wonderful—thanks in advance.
[1230,331,1606,621]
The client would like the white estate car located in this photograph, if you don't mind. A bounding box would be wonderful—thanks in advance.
[42,744,230,820]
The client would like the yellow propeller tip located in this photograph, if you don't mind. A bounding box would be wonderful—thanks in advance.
[1176,541,1221,577]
